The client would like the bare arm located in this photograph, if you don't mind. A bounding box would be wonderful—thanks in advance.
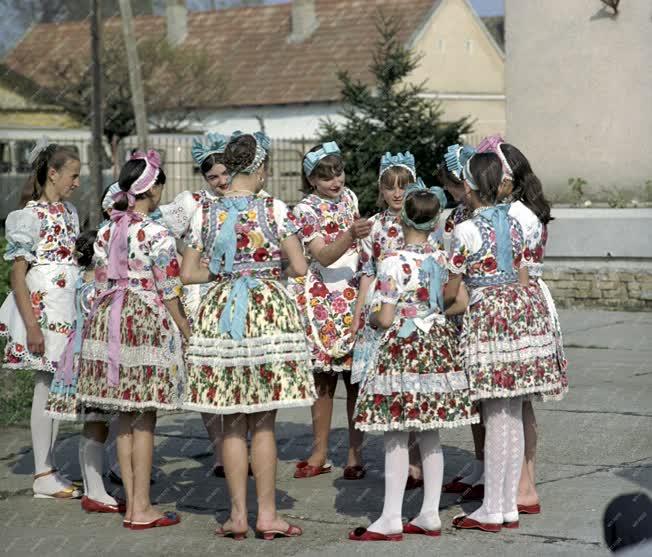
[10,259,44,354]
[369,302,397,330]
[519,266,530,286]
[307,218,372,268]
[281,235,308,277]
[444,273,463,307]
[352,274,374,334]
[180,247,213,285]
[163,297,191,340]
[445,282,469,316]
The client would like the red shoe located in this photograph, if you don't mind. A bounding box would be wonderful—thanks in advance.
[403,521,441,537]
[442,476,471,493]
[129,511,181,530]
[503,520,520,529]
[461,484,484,501]
[342,465,366,480]
[452,515,501,533]
[255,524,302,540]
[348,527,403,541]
[215,527,248,540]
[294,460,332,478]
[81,495,126,513]
[405,476,424,490]
[518,503,541,514]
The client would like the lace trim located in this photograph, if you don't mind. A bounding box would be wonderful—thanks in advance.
[362,370,470,395]
[81,339,182,368]
[181,398,314,415]
[186,351,311,367]
[77,394,178,412]
[464,333,557,366]
[355,415,480,432]
[471,381,560,401]
[45,410,112,423]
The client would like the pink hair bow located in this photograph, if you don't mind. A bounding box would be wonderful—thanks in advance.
[476,135,513,180]
[129,149,162,195]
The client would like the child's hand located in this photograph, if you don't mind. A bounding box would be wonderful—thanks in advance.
[27,324,45,356]
[349,218,372,240]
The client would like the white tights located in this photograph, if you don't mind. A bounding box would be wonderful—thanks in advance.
[79,432,117,505]
[369,430,444,535]
[468,397,524,524]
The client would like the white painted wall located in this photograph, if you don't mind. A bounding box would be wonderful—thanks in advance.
[505,0,652,201]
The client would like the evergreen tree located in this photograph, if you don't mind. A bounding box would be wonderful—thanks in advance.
[319,11,473,216]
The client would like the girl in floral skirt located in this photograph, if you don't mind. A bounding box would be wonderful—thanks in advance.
[447,152,562,533]
[349,183,478,542]
[76,151,191,530]
[0,140,82,499]
[181,132,316,540]
[46,230,124,513]
[289,142,372,480]
[476,135,567,516]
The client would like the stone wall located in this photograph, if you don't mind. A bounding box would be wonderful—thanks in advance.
[542,266,652,311]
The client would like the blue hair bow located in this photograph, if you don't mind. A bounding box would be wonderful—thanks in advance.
[191,132,228,166]
[209,196,250,275]
[379,151,416,178]
[303,141,341,176]
[444,144,477,179]
[478,204,513,274]
[401,179,448,230]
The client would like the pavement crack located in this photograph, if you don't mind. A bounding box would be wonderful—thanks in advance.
[539,408,652,418]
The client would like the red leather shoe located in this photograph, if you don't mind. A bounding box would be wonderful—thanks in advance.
[255,524,302,540]
[294,460,332,478]
[461,484,484,501]
[442,476,470,493]
[518,503,541,514]
[452,515,501,533]
[81,495,126,513]
[503,520,520,529]
[129,511,181,530]
[348,527,403,541]
[403,521,441,537]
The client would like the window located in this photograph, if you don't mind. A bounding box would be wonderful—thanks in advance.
[437,38,445,52]
[465,39,474,54]
[0,142,12,173]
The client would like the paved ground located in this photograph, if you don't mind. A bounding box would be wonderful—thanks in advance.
[0,309,650,557]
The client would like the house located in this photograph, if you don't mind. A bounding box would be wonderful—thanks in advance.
[3,0,505,143]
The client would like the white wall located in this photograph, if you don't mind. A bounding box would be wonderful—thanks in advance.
[506,0,652,201]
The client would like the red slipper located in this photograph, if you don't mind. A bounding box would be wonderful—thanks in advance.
[442,477,471,493]
[342,465,366,480]
[405,476,424,490]
[518,503,541,514]
[215,527,247,540]
[461,484,484,501]
[129,511,181,530]
[294,460,332,479]
[503,520,520,529]
[255,524,302,540]
[403,521,441,537]
[452,515,501,533]
[348,527,403,542]
[81,495,126,513]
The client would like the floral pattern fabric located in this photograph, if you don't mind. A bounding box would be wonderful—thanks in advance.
[288,188,360,373]
[76,217,185,412]
[353,246,479,431]
[0,201,80,373]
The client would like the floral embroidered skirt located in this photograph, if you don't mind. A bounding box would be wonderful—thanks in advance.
[354,319,480,432]
[182,279,316,415]
[461,283,563,401]
[0,264,79,373]
[76,289,184,412]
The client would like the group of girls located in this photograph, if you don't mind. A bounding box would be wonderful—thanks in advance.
[0,128,567,542]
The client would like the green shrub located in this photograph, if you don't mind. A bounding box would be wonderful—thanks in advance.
[0,237,11,305]
[0,370,34,425]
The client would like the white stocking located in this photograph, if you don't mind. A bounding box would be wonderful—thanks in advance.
[468,398,510,525]
[410,430,443,531]
[80,434,117,505]
[502,397,524,521]
[31,371,71,493]
[368,431,409,535]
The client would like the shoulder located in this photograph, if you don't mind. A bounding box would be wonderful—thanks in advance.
[63,201,78,215]
[143,218,174,241]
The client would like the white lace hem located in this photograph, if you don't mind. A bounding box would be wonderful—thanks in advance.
[45,410,112,423]
[77,394,178,412]
[81,339,182,368]
[470,382,560,401]
[362,370,470,395]
[1,359,56,374]
[355,415,480,432]
[181,397,314,415]
[465,333,557,366]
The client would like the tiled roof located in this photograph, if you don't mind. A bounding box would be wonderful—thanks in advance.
[3,0,438,108]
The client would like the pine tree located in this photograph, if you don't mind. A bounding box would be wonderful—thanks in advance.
[319,11,473,216]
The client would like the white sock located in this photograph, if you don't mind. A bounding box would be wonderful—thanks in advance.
[31,371,71,493]
[410,431,443,531]
[460,459,484,486]
[368,431,409,535]
[468,399,509,525]
[502,397,524,521]
[80,434,117,505]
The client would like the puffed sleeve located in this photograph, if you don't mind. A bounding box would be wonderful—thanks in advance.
[272,198,299,242]
[374,254,402,305]
[347,188,360,216]
[93,224,110,295]
[157,191,199,240]
[292,203,321,244]
[448,222,475,275]
[186,204,204,253]
[149,226,183,300]
[4,208,40,263]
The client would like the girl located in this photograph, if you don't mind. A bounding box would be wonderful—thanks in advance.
[157,132,230,477]
[289,142,372,480]
[476,135,568,515]
[181,131,316,540]
[349,183,478,542]
[353,151,441,489]
[0,140,82,499]
[46,230,123,513]
[447,153,561,532]
[76,151,191,530]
